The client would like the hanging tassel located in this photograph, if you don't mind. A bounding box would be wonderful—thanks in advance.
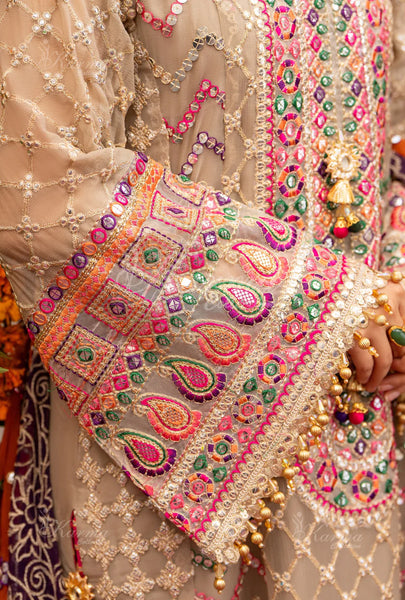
[327,179,355,206]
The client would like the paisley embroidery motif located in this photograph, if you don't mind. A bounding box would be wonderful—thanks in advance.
[233,241,289,286]
[141,395,201,441]
[311,246,338,267]
[255,217,298,251]
[212,281,273,325]
[191,322,251,365]
[164,358,226,402]
[117,430,176,476]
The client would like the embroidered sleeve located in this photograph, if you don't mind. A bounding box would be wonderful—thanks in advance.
[0,0,136,316]
[0,0,383,564]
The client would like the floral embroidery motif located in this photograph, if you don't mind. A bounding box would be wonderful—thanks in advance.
[302,273,330,301]
[117,430,176,477]
[257,354,287,385]
[141,395,201,442]
[184,473,214,503]
[207,433,238,463]
[191,322,251,365]
[231,395,263,424]
[352,470,379,503]
[281,312,309,344]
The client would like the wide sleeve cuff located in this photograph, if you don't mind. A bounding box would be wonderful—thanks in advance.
[25,151,382,563]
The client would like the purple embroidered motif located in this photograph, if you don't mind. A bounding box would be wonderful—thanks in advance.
[167,297,182,313]
[72,253,88,269]
[101,214,117,230]
[127,354,142,369]
[203,231,217,246]
[215,191,231,205]
[48,286,63,301]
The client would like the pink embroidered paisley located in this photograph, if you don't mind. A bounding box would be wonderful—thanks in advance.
[163,357,226,402]
[212,281,273,325]
[116,431,177,477]
[255,216,298,250]
[191,322,251,365]
[141,395,201,441]
[233,241,289,286]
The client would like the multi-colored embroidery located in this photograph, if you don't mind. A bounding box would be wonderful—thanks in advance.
[26,149,384,563]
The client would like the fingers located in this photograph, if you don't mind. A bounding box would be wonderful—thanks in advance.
[348,345,373,386]
[391,355,405,373]
[364,335,392,391]
[378,372,405,401]
[349,323,393,391]
[348,278,405,391]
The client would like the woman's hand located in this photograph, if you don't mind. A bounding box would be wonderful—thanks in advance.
[348,280,405,392]
[378,355,405,401]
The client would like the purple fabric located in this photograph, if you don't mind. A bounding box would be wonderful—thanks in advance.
[7,348,64,600]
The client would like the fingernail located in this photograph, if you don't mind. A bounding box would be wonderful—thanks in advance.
[378,384,394,392]
[385,390,400,402]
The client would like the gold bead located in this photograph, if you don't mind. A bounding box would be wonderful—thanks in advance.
[339,366,352,380]
[214,578,226,593]
[368,346,379,358]
[251,531,264,546]
[298,449,310,462]
[317,413,330,426]
[375,314,388,326]
[238,544,250,559]
[330,383,343,396]
[384,303,393,314]
[272,491,286,505]
[391,271,404,283]
[283,466,295,479]
[310,423,322,437]
[376,293,388,306]
[260,506,272,520]
[357,336,371,349]
[264,518,273,531]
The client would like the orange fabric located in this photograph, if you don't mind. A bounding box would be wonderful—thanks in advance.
[393,139,405,158]
[0,391,22,600]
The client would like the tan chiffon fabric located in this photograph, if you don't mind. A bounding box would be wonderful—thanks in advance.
[0,0,403,598]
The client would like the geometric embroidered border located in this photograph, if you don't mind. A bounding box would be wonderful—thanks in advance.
[54,324,118,385]
[49,365,90,415]
[162,169,206,206]
[151,190,201,233]
[119,227,183,289]
[85,278,152,335]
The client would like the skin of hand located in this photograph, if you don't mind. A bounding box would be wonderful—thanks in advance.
[348,280,405,394]
[378,356,405,401]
